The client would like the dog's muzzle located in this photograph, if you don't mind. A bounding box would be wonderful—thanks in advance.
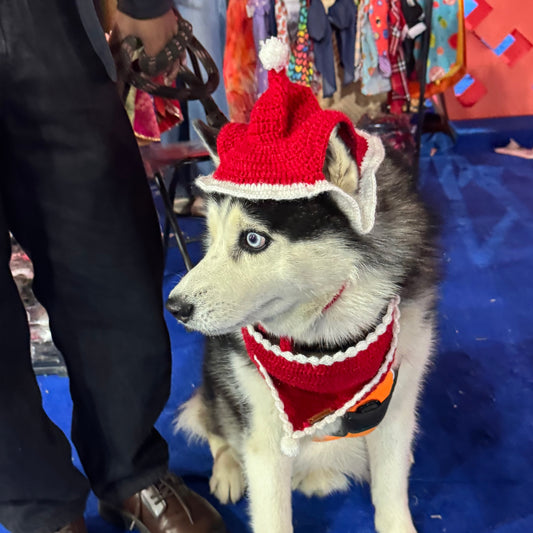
[166,295,194,324]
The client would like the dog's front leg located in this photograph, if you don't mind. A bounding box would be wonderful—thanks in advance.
[242,432,294,533]
[366,399,417,533]
[366,314,434,533]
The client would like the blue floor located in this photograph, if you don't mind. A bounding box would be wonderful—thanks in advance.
[5,118,533,532]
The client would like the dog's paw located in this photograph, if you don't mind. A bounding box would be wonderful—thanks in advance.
[374,512,417,533]
[293,469,350,497]
[209,447,245,504]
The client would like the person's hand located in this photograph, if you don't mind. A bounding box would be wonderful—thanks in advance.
[113,9,178,57]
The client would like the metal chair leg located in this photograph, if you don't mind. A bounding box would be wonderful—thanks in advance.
[414,0,434,180]
[154,171,194,272]
[162,171,181,255]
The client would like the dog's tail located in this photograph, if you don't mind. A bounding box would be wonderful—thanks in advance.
[173,391,209,444]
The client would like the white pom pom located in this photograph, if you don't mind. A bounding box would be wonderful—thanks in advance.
[281,435,300,457]
[259,37,290,73]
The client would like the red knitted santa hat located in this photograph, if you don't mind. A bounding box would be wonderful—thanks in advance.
[196,38,385,234]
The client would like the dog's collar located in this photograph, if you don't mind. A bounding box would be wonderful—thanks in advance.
[241,297,401,456]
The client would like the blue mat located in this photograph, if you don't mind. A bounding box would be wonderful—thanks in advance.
[3,118,533,532]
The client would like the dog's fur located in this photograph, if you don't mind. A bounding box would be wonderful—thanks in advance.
[167,126,438,533]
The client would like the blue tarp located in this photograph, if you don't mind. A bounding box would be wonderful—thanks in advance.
[3,117,532,533]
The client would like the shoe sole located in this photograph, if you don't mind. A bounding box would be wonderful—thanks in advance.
[99,500,151,533]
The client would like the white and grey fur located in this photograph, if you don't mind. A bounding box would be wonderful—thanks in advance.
[167,123,439,533]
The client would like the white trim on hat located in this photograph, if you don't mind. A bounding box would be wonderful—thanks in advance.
[354,129,386,233]
[195,129,385,235]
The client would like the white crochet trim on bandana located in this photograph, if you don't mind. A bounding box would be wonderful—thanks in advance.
[253,297,400,457]
[247,297,399,366]
[195,129,385,235]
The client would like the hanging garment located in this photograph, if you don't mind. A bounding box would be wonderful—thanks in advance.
[427,0,458,83]
[388,0,409,113]
[401,0,426,39]
[287,0,317,87]
[224,0,258,122]
[269,0,278,36]
[328,0,357,86]
[354,0,365,81]
[275,0,290,47]
[410,0,466,97]
[308,0,336,96]
[399,0,425,77]
[308,0,357,97]
[360,0,391,95]
[368,0,391,76]
[249,0,273,94]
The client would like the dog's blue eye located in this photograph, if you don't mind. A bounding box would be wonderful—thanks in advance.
[240,230,270,253]
[245,232,266,249]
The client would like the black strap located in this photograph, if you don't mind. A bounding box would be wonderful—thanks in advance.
[114,9,228,129]
[136,15,193,77]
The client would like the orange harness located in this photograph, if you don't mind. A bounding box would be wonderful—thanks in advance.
[314,369,397,442]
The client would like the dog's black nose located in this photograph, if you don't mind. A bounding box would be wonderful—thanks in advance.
[166,296,195,323]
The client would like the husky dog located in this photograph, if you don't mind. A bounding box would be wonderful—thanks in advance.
[167,35,437,533]
[166,113,438,532]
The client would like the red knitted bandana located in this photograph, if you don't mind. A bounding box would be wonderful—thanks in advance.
[196,38,385,235]
[241,298,400,455]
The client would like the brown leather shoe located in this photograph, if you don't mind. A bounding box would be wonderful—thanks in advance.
[98,473,226,533]
[55,517,87,533]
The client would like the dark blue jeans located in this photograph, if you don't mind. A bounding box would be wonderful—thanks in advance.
[0,1,171,531]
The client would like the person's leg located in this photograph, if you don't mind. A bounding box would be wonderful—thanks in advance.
[0,4,91,533]
[2,0,170,509]
[0,189,90,533]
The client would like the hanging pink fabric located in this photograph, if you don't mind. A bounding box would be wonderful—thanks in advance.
[126,76,183,144]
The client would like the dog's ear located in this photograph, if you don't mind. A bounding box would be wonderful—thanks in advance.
[324,126,384,234]
[193,119,220,167]
[324,127,359,195]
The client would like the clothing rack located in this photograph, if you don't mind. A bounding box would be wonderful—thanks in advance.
[414,0,433,178]
[224,0,455,179]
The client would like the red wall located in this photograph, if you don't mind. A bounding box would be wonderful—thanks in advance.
[444,0,533,119]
